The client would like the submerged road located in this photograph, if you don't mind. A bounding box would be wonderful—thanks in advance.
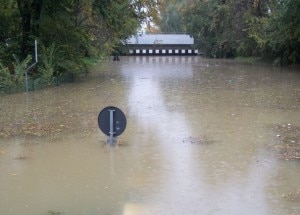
[0,56,300,215]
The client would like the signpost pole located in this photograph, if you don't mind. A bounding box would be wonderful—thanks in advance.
[108,109,115,145]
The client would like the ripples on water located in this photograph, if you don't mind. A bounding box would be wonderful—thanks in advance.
[0,56,300,215]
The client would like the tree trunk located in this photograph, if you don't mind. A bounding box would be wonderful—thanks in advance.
[17,0,32,58]
[17,0,43,59]
[31,0,44,37]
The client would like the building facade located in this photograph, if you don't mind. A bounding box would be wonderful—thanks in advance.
[124,34,199,55]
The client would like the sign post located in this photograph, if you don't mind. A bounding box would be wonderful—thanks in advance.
[98,106,127,145]
[25,39,38,92]
[108,109,115,144]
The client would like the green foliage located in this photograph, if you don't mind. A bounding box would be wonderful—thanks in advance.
[37,43,60,86]
[0,1,22,64]
[159,2,185,33]
[266,0,300,65]
[182,0,236,58]
[37,42,97,87]
[0,55,32,93]
[178,0,300,64]
[0,63,14,93]
[93,0,142,54]
[245,0,300,65]
[13,55,32,83]
[0,0,159,93]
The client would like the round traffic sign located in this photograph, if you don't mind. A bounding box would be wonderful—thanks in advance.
[98,106,127,137]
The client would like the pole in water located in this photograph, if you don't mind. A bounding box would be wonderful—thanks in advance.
[108,109,115,145]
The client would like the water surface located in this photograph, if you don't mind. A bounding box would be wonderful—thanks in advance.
[1,56,300,215]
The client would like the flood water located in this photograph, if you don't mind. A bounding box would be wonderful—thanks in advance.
[0,56,300,215]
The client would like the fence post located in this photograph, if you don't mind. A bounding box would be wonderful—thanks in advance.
[25,39,38,92]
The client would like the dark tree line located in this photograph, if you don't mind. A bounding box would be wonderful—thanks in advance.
[157,0,300,65]
[0,0,158,92]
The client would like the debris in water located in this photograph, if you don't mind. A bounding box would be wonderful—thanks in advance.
[283,189,300,202]
[270,123,300,160]
[48,210,63,215]
[182,136,214,145]
[14,155,27,160]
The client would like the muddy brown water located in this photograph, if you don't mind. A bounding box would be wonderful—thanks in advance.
[0,56,300,215]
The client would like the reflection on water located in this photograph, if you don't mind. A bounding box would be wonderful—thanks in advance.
[0,56,300,215]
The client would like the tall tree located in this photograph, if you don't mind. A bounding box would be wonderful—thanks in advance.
[181,0,277,59]
[0,0,20,63]
[247,0,300,64]
[0,0,158,65]
[182,0,235,58]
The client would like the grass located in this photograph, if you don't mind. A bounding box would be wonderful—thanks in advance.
[234,56,262,63]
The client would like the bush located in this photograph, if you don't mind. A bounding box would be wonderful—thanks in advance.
[0,55,32,93]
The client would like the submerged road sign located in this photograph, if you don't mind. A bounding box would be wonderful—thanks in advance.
[98,106,127,144]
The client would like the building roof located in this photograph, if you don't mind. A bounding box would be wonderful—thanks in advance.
[126,34,194,45]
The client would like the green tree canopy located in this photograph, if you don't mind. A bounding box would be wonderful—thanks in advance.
[0,0,158,93]
[156,0,299,64]
[158,0,185,33]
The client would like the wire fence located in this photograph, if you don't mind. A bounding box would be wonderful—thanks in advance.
[0,73,76,94]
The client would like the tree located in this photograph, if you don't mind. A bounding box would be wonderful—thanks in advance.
[247,0,300,64]
[180,0,299,63]
[182,0,236,58]
[0,0,21,64]
[0,0,159,93]
[158,0,185,33]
